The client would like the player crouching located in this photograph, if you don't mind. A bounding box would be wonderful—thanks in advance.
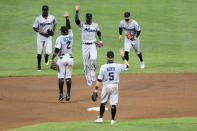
[50,12,74,102]
[91,50,129,125]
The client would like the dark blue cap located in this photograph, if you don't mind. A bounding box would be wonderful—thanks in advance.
[107,51,114,58]
[124,12,130,17]
[86,13,92,19]
[42,5,48,11]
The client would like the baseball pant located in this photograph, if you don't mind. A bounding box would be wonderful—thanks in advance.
[124,37,141,55]
[100,84,119,105]
[57,54,74,79]
[37,36,52,55]
[82,44,97,81]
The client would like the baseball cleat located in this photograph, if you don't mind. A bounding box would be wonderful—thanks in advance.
[65,94,70,101]
[111,120,116,125]
[91,76,96,81]
[58,93,64,102]
[95,118,103,123]
[140,61,145,69]
[37,66,41,72]
[87,80,92,86]
[45,61,49,65]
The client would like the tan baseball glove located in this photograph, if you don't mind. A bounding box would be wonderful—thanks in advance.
[126,32,135,41]
[50,61,59,71]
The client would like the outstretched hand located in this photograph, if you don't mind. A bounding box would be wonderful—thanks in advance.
[64,11,69,17]
[75,3,80,11]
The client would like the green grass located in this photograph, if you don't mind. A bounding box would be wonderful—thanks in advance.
[0,0,197,76]
[6,117,197,131]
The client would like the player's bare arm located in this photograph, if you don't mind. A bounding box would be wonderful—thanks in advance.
[120,49,129,66]
[75,3,80,25]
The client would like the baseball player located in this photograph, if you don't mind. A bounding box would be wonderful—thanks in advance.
[50,11,73,102]
[75,3,103,86]
[119,12,145,69]
[33,5,57,71]
[91,50,129,125]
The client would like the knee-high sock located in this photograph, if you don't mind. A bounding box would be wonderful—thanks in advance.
[45,54,49,63]
[137,52,143,62]
[100,103,106,118]
[66,78,71,96]
[111,105,116,120]
[58,78,64,94]
[37,54,42,67]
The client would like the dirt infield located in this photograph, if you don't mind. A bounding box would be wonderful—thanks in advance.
[0,73,197,130]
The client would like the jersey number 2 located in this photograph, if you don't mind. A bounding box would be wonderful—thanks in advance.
[67,41,71,49]
[109,72,114,81]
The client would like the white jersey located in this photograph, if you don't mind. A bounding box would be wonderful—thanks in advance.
[78,22,100,43]
[33,14,57,41]
[98,63,127,85]
[55,29,73,55]
[119,19,140,36]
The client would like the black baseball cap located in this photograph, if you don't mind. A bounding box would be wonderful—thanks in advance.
[42,5,48,11]
[124,12,130,17]
[86,13,92,19]
[107,51,114,59]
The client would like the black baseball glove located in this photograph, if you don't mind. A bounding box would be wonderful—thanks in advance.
[47,29,54,36]
[91,92,98,102]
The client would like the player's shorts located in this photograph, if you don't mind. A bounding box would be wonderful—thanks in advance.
[124,37,141,54]
[100,84,119,105]
[37,36,52,55]
[57,54,74,79]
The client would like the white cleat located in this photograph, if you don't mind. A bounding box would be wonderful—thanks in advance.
[111,120,116,125]
[45,61,49,65]
[140,61,145,69]
[95,118,103,123]
[91,76,96,81]
[87,80,92,86]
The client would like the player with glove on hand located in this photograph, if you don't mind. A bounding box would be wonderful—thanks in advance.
[91,49,129,125]
[119,12,145,69]
[33,5,57,71]
[75,3,103,86]
[50,11,74,102]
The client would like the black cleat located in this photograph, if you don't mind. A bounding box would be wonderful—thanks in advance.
[65,94,70,101]
[58,93,64,102]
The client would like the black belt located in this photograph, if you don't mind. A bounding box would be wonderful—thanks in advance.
[83,42,93,45]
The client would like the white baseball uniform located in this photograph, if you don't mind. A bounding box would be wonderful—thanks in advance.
[33,14,57,55]
[78,21,100,81]
[98,63,127,105]
[119,20,141,54]
[55,29,74,79]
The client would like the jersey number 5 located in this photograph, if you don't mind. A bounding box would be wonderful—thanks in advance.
[109,72,114,81]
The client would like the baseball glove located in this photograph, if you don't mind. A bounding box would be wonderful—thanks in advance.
[47,29,54,36]
[97,41,103,47]
[126,32,134,41]
[50,61,59,70]
[91,92,98,102]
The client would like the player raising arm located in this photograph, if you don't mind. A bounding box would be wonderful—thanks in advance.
[50,11,74,102]
[91,49,129,125]
[75,3,103,86]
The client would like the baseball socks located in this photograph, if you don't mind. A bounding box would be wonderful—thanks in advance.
[58,78,64,101]
[45,54,49,65]
[111,105,116,125]
[95,103,105,123]
[37,54,42,71]
[138,52,145,69]
[66,78,71,101]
